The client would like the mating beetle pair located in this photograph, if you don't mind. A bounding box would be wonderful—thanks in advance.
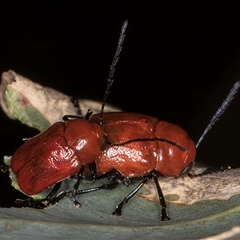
[1,20,240,222]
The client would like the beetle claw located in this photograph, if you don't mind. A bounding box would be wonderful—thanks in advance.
[112,209,122,217]
[71,193,82,207]
[161,208,171,222]
[15,198,27,205]
[73,200,82,208]
[15,198,47,209]
[112,202,124,216]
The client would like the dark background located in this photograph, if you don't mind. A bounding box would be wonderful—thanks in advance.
[1,1,240,206]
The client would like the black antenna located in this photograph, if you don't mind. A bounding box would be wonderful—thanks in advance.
[196,81,240,148]
[99,20,128,126]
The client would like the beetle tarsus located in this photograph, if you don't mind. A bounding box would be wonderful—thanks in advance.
[71,188,82,207]
[85,109,93,120]
[62,115,82,121]
[188,165,231,178]
[112,202,124,216]
[152,171,171,221]
[68,166,85,207]
[15,198,48,209]
[161,208,170,222]
[15,194,62,208]
[73,200,82,208]
[15,182,63,208]
[0,164,10,173]
[70,96,82,117]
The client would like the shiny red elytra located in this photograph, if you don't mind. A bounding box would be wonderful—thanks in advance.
[11,118,106,195]
[1,20,240,222]
[90,112,196,178]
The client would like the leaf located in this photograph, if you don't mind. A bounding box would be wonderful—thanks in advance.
[0,70,120,131]
[0,176,240,239]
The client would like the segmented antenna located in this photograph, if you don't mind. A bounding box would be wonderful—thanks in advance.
[99,20,128,126]
[196,81,240,148]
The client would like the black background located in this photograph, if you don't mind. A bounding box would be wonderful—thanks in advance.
[1,1,240,206]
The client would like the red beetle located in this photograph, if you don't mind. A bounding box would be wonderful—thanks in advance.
[88,112,196,221]
[1,20,239,222]
[73,83,239,220]
[91,112,196,178]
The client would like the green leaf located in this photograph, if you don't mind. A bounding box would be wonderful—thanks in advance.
[0,179,240,239]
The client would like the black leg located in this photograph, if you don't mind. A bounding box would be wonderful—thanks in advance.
[111,171,170,222]
[15,166,87,208]
[1,164,64,208]
[76,181,119,194]
[112,177,149,216]
[85,109,93,120]
[62,109,93,122]
[188,165,231,178]
[0,164,10,173]
[22,137,31,141]
[75,171,122,195]
[15,181,62,208]
[70,96,82,117]
[70,165,85,207]
[152,173,170,221]
[62,115,82,121]
[88,162,97,178]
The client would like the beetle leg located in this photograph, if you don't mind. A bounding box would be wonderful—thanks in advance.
[85,109,93,120]
[75,171,120,194]
[70,165,85,207]
[45,189,71,206]
[88,162,97,178]
[76,181,119,194]
[15,181,62,208]
[178,162,194,177]
[72,171,123,195]
[70,96,82,117]
[152,173,170,221]
[62,115,82,121]
[22,137,31,141]
[0,164,10,173]
[112,171,170,222]
[44,181,63,205]
[112,175,149,217]
[188,165,231,178]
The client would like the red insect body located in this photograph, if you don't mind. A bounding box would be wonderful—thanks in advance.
[11,119,105,195]
[91,112,196,178]
[11,112,196,196]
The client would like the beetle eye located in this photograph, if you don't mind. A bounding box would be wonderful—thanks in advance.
[101,134,108,151]
[178,162,194,178]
